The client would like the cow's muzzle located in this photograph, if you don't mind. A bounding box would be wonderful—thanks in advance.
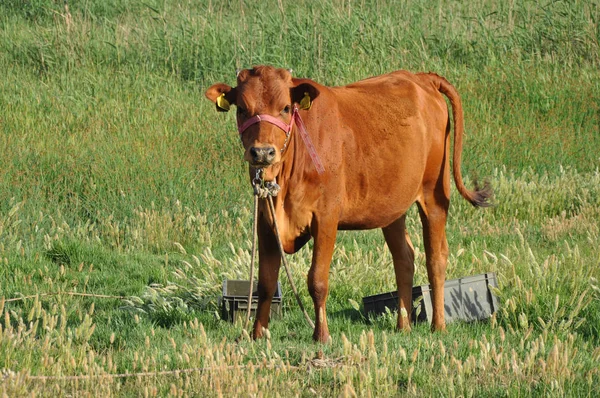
[249,146,276,165]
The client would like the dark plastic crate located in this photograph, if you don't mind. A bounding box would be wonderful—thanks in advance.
[220,280,282,323]
[362,272,499,324]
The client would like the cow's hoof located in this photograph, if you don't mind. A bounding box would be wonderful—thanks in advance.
[312,331,331,344]
[396,324,412,333]
[252,324,270,340]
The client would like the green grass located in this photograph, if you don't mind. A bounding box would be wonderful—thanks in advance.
[1,0,599,396]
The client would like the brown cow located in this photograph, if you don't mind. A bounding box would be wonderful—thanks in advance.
[205,66,491,343]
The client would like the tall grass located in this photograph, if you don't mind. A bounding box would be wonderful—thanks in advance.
[0,0,599,395]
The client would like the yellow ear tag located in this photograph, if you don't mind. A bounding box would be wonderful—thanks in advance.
[299,92,311,110]
[216,93,230,111]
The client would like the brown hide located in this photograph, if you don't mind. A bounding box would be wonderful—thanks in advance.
[206,66,491,342]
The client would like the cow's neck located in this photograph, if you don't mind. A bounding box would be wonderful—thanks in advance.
[256,118,320,252]
[277,122,318,200]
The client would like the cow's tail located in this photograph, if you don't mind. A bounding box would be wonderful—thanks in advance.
[426,73,492,207]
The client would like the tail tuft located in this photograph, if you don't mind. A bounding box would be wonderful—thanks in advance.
[468,179,494,208]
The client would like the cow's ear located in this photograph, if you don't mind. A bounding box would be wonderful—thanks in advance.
[205,83,236,112]
[291,82,319,111]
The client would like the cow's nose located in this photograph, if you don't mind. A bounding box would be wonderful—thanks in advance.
[250,146,276,164]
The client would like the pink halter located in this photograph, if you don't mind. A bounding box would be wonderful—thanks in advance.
[237,106,325,174]
[238,112,293,136]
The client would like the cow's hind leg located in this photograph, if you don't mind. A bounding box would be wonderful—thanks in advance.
[417,186,450,332]
[382,215,415,331]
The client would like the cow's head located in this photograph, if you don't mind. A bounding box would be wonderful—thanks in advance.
[205,66,319,168]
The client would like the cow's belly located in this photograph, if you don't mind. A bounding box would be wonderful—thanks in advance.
[337,178,422,230]
[338,204,412,230]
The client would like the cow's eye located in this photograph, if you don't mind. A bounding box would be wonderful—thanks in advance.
[281,105,291,115]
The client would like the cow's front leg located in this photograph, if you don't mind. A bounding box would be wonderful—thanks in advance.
[252,215,281,339]
[308,216,338,343]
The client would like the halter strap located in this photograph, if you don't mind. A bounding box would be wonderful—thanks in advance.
[238,113,292,135]
[237,107,325,175]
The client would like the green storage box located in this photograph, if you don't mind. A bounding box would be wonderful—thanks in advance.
[220,280,282,323]
[362,272,499,323]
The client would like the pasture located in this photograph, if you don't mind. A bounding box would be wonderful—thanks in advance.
[0,0,599,396]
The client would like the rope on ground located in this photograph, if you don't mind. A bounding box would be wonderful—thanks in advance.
[3,292,127,303]
[45,364,299,381]
[1,357,351,382]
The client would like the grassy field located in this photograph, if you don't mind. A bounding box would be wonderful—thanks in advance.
[1,0,599,396]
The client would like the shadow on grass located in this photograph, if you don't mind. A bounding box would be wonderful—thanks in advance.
[328,308,369,324]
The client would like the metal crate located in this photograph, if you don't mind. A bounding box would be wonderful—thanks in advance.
[362,272,499,324]
[220,280,282,323]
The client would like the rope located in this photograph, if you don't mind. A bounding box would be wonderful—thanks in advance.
[3,292,127,303]
[248,170,315,330]
[2,355,350,382]
[2,363,303,382]
[267,195,315,329]
[253,180,280,198]
[245,195,259,328]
